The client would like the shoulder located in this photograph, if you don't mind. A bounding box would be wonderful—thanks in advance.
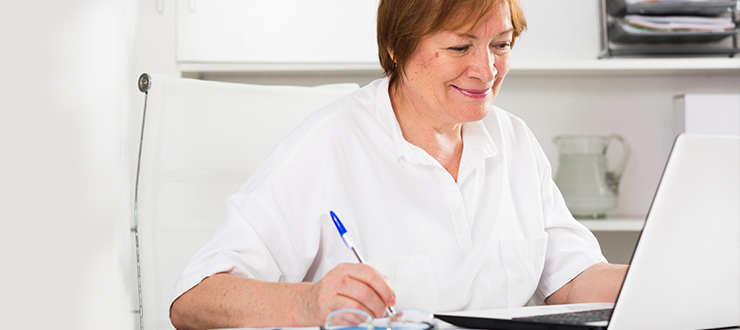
[285,79,384,150]
[234,80,387,200]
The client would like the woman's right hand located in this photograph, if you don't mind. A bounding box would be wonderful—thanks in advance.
[171,265,395,329]
[299,263,396,325]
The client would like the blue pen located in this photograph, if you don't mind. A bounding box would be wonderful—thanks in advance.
[330,210,396,316]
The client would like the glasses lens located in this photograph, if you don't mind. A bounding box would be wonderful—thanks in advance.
[389,309,436,330]
[323,309,373,330]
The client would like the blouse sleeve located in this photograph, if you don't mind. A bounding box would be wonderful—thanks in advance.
[171,196,304,304]
[532,133,608,305]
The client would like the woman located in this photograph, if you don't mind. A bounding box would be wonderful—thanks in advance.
[170,0,628,329]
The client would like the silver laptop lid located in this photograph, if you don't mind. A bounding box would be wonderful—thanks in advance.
[608,134,740,330]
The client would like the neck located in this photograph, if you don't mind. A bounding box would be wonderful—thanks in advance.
[389,83,464,182]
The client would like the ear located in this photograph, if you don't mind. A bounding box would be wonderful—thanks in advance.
[387,47,395,63]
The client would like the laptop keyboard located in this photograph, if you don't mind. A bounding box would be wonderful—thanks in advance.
[512,308,613,325]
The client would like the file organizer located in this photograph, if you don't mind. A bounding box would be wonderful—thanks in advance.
[599,0,740,57]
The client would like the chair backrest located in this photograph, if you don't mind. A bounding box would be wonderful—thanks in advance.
[134,73,360,330]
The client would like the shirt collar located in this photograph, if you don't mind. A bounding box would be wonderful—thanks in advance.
[372,77,498,168]
[373,78,415,162]
[458,120,498,183]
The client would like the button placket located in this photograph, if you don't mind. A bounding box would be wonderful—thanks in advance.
[408,140,476,252]
[447,186,472,253]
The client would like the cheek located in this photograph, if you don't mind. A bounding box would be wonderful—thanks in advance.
[490,55,510,99]
[419,52,442,75]
[413,54,447,89]
[406,52,439,82]
[495,54,511,77]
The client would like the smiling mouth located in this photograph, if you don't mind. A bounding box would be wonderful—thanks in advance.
[451,85,491,99]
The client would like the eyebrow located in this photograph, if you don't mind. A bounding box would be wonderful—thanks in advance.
[455,28,514,40]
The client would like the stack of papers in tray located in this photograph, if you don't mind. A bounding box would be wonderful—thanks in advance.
[624,15,736,32]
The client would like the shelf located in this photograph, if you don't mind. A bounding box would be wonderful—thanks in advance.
[178,62,384,73]
[578,218,645,232]
[179,57,740,75]
[599,0,740,58]
[509,57,740,74]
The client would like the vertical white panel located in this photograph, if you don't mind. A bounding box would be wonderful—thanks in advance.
[0,0,137,329]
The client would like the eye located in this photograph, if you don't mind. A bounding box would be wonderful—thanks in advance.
[491,41,511,54]
[447,45,470,53]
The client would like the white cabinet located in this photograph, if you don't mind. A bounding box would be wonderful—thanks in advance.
[177,0,380,64]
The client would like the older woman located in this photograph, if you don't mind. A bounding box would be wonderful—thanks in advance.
[170,0,627,329]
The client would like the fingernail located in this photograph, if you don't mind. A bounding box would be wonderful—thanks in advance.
[388,294,396,306]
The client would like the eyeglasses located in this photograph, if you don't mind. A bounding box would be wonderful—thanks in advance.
[321,308,437,330]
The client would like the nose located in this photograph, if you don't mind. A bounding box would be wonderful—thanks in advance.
[466,47,496,83]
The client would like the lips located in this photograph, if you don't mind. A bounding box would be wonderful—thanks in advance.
[451,85,491,99]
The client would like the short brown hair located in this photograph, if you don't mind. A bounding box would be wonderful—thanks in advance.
[377,0,527,85]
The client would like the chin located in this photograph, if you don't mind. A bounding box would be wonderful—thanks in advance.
[466,100,494,121]
[472,109,490,122]
[458,106,490,123]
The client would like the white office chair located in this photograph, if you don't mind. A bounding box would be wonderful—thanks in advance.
[134,73,359,330]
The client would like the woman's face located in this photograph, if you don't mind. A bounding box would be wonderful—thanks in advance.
[393,1,513,127]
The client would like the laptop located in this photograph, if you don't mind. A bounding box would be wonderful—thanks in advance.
[435,134,740,330]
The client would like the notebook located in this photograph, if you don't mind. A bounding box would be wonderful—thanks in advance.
[435,134,740,330]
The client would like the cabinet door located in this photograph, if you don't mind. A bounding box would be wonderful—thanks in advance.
[177,0,380,63]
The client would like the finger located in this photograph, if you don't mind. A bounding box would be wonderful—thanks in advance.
[332,293,378,317]
[324,305,372,327]
[344,264,396,308]
[333,276,387,317]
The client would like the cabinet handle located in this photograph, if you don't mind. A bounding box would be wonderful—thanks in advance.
[188,0,195,12]
[156,0,163,13]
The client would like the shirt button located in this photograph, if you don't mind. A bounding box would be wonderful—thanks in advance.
[454,206,464,215]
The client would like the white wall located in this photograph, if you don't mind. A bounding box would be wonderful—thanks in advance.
[0,1,136,329]
[496,70,740,217]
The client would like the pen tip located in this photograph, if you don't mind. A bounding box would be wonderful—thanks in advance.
[329,210,347,235]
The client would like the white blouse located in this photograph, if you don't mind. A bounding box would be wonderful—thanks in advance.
[172,77,606,312]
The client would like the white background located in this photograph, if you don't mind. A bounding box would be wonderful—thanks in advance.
[1,1,136,329]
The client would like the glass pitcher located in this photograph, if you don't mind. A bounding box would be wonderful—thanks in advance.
[553,134,630,219]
